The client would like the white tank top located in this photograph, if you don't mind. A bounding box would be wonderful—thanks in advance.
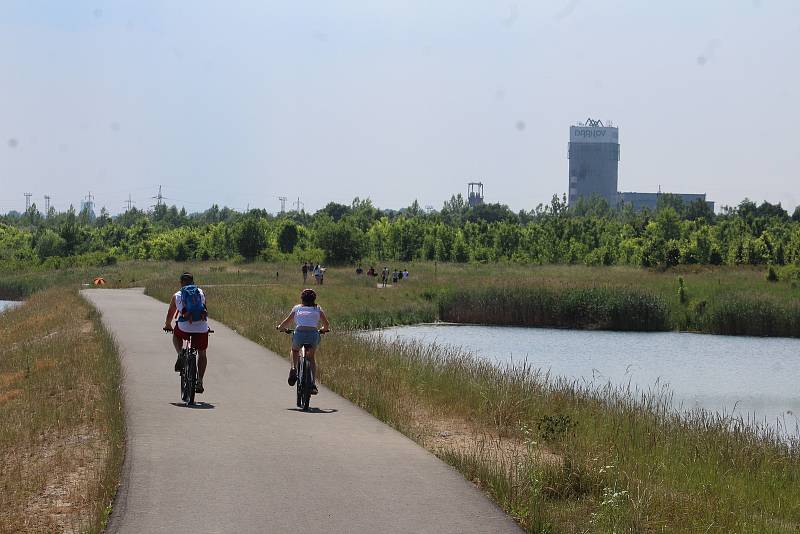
[293,305,321,328]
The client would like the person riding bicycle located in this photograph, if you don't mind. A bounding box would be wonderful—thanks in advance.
[276,288,330,395]
[163,272,210,394]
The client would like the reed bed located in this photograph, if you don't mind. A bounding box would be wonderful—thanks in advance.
[0,289,124,533]
[439,286,671,331]
[697,293,800,337]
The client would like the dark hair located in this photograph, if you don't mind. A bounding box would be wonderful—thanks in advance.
[300,288,317,306]
[180,272,194,284]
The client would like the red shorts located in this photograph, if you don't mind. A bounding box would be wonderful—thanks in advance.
[173,325,209,351]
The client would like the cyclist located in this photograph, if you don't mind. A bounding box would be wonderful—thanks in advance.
[275,288,330,395]
[163,272,210,393]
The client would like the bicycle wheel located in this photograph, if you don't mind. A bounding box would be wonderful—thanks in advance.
[301,359,312,411]
[296,357,303,408]
[186,349,197,405]
[180,350,189,403]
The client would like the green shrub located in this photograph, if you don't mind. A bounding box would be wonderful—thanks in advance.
[766,265,779,282]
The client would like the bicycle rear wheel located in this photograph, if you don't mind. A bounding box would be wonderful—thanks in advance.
[296,357,303,408]
[301,360,312,411]
[186,349,197,405]
[180,350,189,403]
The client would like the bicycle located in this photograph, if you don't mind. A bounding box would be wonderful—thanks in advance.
[282,329,326,411]
[165,327,213,406]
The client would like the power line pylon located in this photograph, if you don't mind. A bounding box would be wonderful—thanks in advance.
[125,194,133,212]
[278,196,287,213]
[44,195,50,214]
[294,197,303,212]
[152,185,164,208]
[24,192,32,211]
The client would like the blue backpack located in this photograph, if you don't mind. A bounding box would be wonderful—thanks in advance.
[178,285,206,324]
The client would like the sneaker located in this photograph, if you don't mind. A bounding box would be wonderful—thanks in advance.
[288,368,297,386]
[174,354,183,373]
[310,383,319,395]
[195,379,204,394]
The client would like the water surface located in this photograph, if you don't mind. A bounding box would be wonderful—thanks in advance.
[0,300,21,314]
[367,324,800,435]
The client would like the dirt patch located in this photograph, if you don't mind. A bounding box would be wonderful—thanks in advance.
[413,411,563,469]
[35,358,56,371]
[0,388,22,404]
[0,370,24,388]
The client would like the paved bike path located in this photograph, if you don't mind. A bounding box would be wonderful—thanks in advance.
[82,288,521,534]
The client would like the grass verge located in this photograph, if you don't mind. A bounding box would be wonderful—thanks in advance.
[0,288,124,533]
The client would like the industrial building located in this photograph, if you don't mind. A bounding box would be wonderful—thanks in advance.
[618,191,710,212]
[567,119,713,211]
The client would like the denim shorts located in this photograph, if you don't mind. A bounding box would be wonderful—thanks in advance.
[292,328,320,349]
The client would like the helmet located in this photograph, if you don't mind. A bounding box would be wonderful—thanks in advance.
[300,288,317,305]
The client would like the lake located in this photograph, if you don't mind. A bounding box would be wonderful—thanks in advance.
[366,324,800,436]
[0,300,21,314]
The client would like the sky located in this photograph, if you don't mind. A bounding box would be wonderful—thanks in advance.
[1,1,798,215]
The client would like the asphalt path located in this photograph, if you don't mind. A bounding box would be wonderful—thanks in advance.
[82,288,521,534]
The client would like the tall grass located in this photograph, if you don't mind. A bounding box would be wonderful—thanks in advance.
[697,293,800,337]
[0,289,124,533]
[439,286,671,331]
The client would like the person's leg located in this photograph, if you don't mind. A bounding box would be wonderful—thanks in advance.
[305,347,317,383]
[198,349,207,379]
[172,333,182,354]
[172,332,184,372]
[288,348,300,385]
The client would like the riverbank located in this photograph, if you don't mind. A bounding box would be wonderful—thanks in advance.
[140,266,800,532]
[0,289,124,532]
[4,261,799,337]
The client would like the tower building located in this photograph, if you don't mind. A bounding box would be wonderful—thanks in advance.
[568,119,620,206]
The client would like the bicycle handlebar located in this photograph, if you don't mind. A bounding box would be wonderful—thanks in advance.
[279,328,329,334]
[163,326,214,334]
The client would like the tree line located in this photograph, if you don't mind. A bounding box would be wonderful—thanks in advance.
[2,194,800,270]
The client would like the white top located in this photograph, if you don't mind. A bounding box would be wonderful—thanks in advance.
[293,304,322,328]
[174,288,208,333]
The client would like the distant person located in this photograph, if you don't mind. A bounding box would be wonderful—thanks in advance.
[367,266,376,277]
[301,262,308,283]
[276,288,331,395]
[356,265,363,275]
[163,272,210,394]
[313,264,322,285]
[392,269,399,283]
[403,268,409,279]
[319,266,325,285]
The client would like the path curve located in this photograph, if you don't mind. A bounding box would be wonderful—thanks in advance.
[82,288,521,533]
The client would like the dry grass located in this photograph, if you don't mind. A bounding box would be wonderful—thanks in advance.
[0,289,123,534]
